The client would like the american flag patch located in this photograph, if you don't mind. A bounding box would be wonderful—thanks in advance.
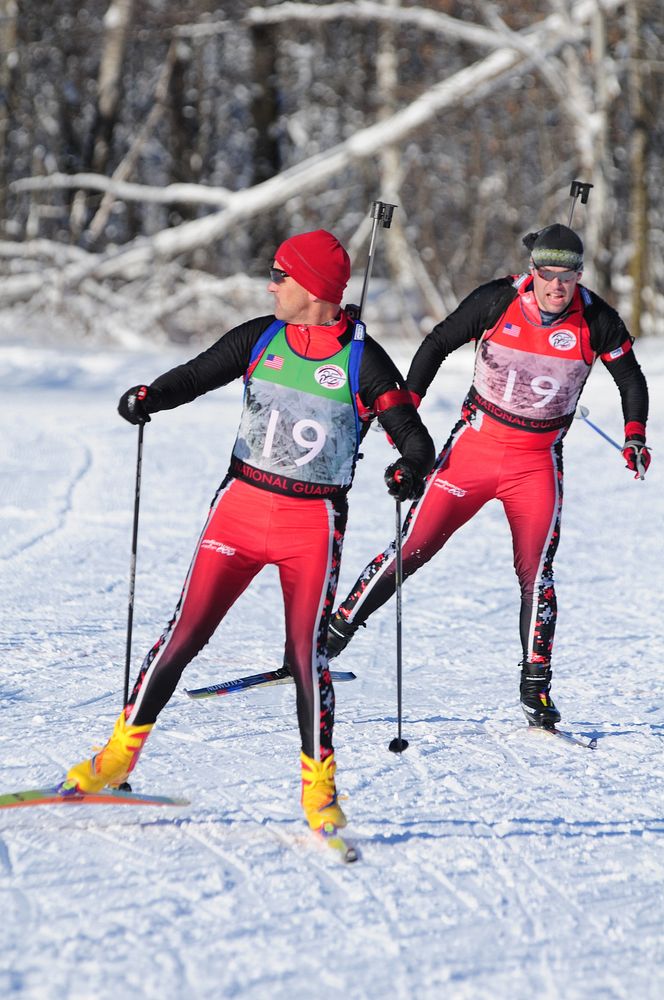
[264,353,284,370]
[503,323,521,336]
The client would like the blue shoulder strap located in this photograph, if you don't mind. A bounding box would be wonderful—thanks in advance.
[247,319,284,374]
[348,320,366,443]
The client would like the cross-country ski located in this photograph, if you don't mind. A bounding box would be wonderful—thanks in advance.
[527,725,598,750]
[0,785,190,810]
[184,665,356,699]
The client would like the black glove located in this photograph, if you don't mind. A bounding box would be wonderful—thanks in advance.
[384,459,424,502]
[118,385,151,425]
[621,435,651,480]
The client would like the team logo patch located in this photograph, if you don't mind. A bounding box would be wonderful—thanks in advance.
[314,364,347,389]
[433,478,466,497]
[201,539,236,556]
[548,329,577,351]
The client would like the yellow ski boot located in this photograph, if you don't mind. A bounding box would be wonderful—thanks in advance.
[65,712,153,793]
[301,751,347,831]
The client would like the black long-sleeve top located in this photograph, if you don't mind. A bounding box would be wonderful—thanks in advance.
[407,277,649,427]
[145,313,436,479]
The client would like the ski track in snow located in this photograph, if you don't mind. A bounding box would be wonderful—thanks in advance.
[1,340,663,999]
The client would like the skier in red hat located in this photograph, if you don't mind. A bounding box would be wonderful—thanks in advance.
[63,229,435,831]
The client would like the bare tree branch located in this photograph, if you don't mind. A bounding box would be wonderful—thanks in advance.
[90,0,135,173]
[84,40,181,242]
[10,173,233,207]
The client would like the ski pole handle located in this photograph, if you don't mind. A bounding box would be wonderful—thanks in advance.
[567,180,593,227]
[357,200,398,320]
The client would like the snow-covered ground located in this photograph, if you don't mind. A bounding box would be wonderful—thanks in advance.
[1,330,663,1000]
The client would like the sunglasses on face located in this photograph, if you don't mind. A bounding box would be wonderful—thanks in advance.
[533,266,579,283]
[269,267,290,284]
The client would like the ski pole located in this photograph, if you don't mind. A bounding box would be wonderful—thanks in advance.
[388,496,409,753]
[123,422,144,706]
[356,200,408,752]
[352,200,408,751]
[575,405,621,451]
[567,180,593,227]
[357,200,397,320]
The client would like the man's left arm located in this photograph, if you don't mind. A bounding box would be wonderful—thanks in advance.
[588,297,651,479]
[358,339,436,501]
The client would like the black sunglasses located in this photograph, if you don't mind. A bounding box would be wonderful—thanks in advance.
[269,267,290,284]
[533,266,579,283]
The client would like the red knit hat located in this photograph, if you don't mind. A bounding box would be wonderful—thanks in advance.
[274,229,350,304]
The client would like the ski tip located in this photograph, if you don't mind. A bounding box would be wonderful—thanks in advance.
[318,821,359,863]
[527,723,598,749]
[184,687,226,699]
[330,670,357,682]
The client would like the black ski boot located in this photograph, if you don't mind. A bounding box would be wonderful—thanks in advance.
[520,663,561,729]
[327,612,365,659]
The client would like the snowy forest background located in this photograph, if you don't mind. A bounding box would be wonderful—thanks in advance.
[1,0,663,347]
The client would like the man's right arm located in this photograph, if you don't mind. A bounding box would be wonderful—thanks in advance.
[407,278,516,400]
[145,316,275,412]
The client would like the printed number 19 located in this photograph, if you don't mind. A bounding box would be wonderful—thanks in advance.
[503,370,560,409]
[262,409,327,466]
